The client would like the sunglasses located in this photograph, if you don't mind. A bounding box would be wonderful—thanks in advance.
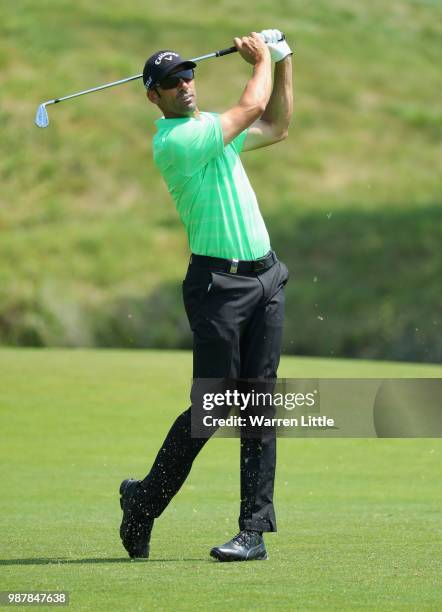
[158,69,194,90]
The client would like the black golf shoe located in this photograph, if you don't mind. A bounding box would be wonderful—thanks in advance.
[119,478,154,559]
[210,530,268,562]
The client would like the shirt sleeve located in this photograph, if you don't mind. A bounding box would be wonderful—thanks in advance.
[167,114,224,176]
[231,128,249,154]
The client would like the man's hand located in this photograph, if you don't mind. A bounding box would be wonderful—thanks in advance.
[260,29,292,62]
[220,32,272,146]
[233,32,270,65]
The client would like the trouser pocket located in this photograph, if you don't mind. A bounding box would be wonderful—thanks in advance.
[182,267,215,327]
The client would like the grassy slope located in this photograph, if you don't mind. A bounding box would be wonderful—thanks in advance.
[1,0,441,289]
[0,348,441,610]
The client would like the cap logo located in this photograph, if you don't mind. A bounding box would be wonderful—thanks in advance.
[155,51,179,65]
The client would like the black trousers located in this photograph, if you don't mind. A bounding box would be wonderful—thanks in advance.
[140,253,288,532]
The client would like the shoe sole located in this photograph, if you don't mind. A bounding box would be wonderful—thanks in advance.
[210,548,269,562]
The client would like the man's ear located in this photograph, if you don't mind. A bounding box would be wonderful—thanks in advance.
[147,89,160,104]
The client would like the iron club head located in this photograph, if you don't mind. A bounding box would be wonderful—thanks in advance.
[35,103,49,128]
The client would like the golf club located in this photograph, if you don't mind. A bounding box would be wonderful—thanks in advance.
[34,34,285,128]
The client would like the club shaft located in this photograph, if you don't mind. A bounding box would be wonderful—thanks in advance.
[46,47,237,106]
[42,36,284,107]
[191,46,237,62]
[50,74,143,105]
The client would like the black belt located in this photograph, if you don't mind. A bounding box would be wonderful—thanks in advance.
[189,250,277,274]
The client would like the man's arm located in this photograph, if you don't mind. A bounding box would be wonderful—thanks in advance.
[219,33,272,146]
[242,55,293,152]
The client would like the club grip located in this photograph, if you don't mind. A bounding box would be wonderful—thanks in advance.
[216,46,238,57]
[215,34,285,58]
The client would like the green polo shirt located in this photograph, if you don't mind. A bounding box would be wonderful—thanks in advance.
[152,111,271,260]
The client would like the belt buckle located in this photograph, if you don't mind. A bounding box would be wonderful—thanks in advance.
[229,258,239,274]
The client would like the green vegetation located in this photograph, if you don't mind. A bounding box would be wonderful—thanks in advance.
[1,1,441,360]
[0,349,441,610]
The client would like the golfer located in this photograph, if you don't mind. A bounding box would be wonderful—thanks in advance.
[120,30,293,562]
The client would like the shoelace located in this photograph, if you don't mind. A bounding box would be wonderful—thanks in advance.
[232,531,255,546]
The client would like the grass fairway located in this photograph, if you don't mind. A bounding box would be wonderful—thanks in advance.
[0,348,441,610]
